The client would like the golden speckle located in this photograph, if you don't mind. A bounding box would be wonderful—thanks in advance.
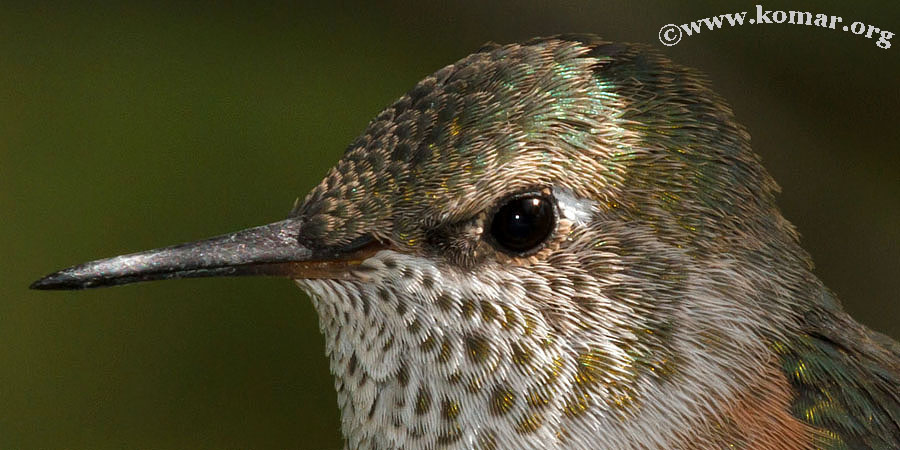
[527,387,551,409]
[481,301,499,323]
[415,387,431,415]
[545,356,564,381]
[515,412,544,434]
[490,385,515,416]
[438,337,453,363]
[477,429,498,450]
[564,391,591,417]
[462,298,477,319]
[465,334,490,364]
[512,342,534,370]
[501,304,518,329]
[523,314,537,336]
[441,399,460,421]
[449,116,461,136]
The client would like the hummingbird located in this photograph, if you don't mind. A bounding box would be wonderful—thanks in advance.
[32,35,899,449]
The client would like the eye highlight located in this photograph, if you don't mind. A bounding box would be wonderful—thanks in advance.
[488,193,557,255]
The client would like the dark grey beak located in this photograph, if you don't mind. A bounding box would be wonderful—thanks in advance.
[30,219,381,290]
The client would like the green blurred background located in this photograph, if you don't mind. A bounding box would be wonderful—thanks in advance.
[2,1,898,448]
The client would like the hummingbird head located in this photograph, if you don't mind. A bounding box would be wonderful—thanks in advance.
[32,36,823,447]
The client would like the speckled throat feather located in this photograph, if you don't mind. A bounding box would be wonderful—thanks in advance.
[289,35,900,449]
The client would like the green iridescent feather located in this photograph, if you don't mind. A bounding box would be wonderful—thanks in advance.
[776,292,900,448]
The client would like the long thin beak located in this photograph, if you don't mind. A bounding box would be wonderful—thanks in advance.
[30,219,381,290]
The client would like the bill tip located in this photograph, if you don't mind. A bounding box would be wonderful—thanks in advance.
[30,271,85,290]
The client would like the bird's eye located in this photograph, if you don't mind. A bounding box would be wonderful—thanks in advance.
[488,194,556,255]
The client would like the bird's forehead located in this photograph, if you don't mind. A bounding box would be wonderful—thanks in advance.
[296,39,640,247]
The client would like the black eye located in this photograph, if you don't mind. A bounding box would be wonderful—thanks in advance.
[489,194,556,255]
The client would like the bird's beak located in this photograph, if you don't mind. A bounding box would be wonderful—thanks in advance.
[30,219,383,290]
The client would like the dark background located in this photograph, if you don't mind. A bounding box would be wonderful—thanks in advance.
[3,1,898,448]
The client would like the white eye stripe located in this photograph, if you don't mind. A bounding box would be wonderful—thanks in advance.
[553,186,597,226]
